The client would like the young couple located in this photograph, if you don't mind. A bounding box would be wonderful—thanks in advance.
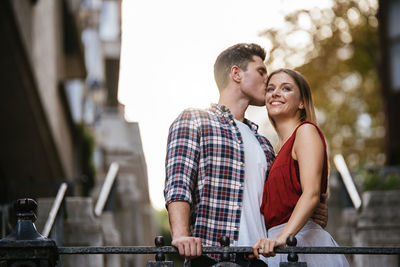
[164,43,349,266]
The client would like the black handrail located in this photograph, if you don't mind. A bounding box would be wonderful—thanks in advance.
[1,198,400,267]
[56,245,400,255]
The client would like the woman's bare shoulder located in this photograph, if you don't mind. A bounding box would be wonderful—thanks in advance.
[296,123,321,141]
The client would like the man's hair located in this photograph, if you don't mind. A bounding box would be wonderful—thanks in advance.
[214,43,266,91]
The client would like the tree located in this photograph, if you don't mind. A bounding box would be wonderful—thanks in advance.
[261,0,384,169]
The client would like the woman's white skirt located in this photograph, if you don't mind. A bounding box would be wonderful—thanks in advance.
[266,220,349,267]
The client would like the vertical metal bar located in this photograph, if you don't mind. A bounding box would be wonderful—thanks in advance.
[42,183,68,237]
[147,236,174,267]
[94,162,119,217]
[333,154,362,210]
[280,236,307,266]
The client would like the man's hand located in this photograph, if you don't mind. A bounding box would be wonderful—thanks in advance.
[167,201,203,258]
[311,193,328,228]
[171,236,202,258]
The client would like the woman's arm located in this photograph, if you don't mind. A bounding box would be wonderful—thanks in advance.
[253,123,325,258]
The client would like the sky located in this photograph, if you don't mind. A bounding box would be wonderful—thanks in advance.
[118,0,333,210]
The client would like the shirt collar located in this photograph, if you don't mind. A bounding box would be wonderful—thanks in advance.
[210,103,260,133]
[210,103,230,116]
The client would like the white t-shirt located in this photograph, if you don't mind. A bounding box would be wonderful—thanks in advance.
[235,120,268,247]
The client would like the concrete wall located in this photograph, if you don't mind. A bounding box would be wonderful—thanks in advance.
[11,0,79,179]
[353,191,400,267]
[327,175,400,267]
[32,0,78,178]
[93,110,156,266]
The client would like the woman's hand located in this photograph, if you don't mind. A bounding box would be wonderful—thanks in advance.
[252,238,286,259]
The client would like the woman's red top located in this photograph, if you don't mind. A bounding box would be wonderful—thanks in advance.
[260,121,328,229]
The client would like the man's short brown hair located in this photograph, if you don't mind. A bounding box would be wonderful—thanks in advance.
[214,43,266,91]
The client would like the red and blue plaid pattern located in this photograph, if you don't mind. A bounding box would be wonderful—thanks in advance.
[164,104,275,249]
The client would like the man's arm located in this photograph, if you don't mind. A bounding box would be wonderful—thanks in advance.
[164,110,202,257]
[168,201,202,257]
[311,193,328,228]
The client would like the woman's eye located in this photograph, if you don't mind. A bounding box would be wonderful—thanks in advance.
[283,86,291,91]
[266,87,274,92]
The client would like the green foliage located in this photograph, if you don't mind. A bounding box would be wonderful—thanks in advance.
[356,167,400,191]
[385,173,400,189]
[155,209,184,266]
[75,122,96,196]
[155,209,172,243]
[261,0,385,169]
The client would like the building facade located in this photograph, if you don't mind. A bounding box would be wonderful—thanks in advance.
[0,0,155,266]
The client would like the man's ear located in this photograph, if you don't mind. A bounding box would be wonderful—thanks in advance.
[230,65,242,83]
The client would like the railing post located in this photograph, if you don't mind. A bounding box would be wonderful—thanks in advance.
[0,198,59,267]
[212,236,241,267]
[146,236,174,267]
[280,236,307,267]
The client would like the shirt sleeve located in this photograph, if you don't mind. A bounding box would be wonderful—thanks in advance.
[164,109,200,208]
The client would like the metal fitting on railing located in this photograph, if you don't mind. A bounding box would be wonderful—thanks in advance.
[147,236,173,267]
[213,236,241,267]
[0,198,59,267]
[6,198,44,241]
[280,236,307,266]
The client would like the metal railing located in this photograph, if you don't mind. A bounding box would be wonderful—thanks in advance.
[94,162,119,217]
[42,183,68,238]
[56,245,400,256]
[333,154,362,210]
[1,198,400,267]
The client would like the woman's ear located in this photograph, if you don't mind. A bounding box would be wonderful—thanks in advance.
[298,101,304,110]
[231,65,242,83]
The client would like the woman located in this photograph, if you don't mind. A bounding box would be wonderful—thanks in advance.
[252,69,349,266]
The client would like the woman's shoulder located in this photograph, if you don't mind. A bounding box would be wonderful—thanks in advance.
[292,122,326,161]
[295,122,325,144]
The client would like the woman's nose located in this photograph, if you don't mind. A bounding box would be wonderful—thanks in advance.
[271,89,280,97]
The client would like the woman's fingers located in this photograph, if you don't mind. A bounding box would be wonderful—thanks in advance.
[267,239,276,257]
[257,238,275,257]
[252,239,262,259]
[253,238,286,258]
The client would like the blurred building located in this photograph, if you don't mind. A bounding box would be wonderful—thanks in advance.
[0,0,84,209]
[378,0,400,165]
[0,0,155,266]
[326,2,400,266]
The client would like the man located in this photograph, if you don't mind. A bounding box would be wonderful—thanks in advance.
[164,43,327,266]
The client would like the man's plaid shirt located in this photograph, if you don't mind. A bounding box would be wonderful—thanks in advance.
[164,104,275,249]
